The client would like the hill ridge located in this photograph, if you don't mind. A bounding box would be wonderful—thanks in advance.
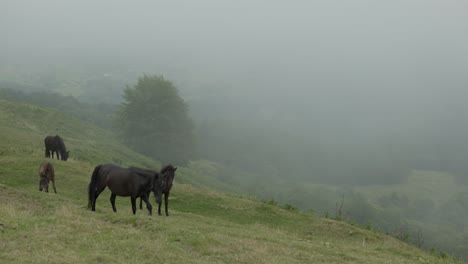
[0,100,463,263]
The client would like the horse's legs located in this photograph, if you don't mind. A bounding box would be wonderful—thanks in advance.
[131,196,137,215]
[158,198,162,216]
[52,178,57,193]
[110,193,117,212]
[140,191,151,210]
[141,194,152,216]
[164,192,170,216]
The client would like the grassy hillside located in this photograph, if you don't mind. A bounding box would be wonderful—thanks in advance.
[282,170,468,257]
[0,99,463,263]
[355,171,468,257]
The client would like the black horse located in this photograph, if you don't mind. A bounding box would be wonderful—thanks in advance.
[87,164,162,215]
[134,165,177,216]
[158,165,177,216]
[127,167,161,211]
[44,135,69,161]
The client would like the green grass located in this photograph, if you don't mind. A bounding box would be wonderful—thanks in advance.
[0,99,464,263]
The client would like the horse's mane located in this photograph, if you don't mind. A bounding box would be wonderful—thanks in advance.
[129,167,158,178]
[160,164,176,174]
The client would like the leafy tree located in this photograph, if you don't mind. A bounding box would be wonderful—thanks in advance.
[117,75,194,164]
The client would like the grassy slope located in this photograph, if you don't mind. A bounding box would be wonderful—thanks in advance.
[355,171,468,255]
[0,100,462,264]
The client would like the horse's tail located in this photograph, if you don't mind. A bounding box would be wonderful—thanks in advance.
[88,165,102,209]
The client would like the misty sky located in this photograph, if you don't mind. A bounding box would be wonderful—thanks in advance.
[2,0,468,123]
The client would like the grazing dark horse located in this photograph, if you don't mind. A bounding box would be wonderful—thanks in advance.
[87,164,162,215]
[39,162,56,193]
[134,165,177,216]
[158,165,177,216]
[44,135,69,161]
[127,167,162,211]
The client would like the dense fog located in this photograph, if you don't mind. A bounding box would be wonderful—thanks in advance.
[2,0,468,258]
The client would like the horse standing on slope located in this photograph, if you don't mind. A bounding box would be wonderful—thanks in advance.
[131,165,177,216]
[39,162,57,193]
[127,166,161,211]
[44,135,69,161]
[87,164,162,215]
[158,165,177,216]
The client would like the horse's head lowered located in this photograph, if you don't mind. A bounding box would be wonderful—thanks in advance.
[62,151,70,161]
[39,177,49,192]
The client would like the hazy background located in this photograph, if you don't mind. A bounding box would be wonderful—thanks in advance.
[2,0,468,258]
